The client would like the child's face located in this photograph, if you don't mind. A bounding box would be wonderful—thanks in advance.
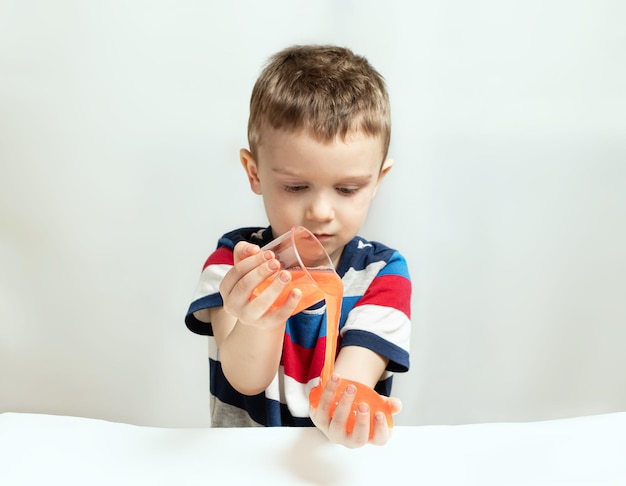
[241,128,393,266]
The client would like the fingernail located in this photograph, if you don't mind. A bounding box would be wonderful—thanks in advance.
[345,385,356,395]
[268,259,280,271]
[375,412,385,422]
[278,270,290,283]
[263,250,273,260]
[358,403,369,414]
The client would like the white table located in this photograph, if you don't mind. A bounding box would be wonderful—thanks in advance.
[1,412,625,485]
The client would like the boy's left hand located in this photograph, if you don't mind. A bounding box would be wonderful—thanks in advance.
[309,374,402,448]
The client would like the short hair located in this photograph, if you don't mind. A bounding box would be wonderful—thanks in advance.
[248,45,391,160]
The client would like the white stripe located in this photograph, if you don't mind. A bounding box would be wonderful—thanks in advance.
[208,335,218,361]
[341,304,411,353]
[381,370,393,380]
[284,373,320,417]
[192,263,231,301]
[342,261,386,296]
[264,366,320,417]
[264,370,281,402]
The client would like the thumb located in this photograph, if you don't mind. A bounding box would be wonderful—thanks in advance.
[387,397,403,415]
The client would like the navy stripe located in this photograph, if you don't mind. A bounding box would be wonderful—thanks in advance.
[185,310,213,336]
[341,329,410,372]
[375,375,393,397]
[209,358,269,425]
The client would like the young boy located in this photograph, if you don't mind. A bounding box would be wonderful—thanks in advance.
[185,45,411,448]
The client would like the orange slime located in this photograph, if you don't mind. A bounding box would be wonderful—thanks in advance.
[254,268,326,315]
[306,270,394,438]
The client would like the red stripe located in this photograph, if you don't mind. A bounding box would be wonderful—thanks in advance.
[202,246,233,270]
[354,274,412,318]
[281,334,327,384]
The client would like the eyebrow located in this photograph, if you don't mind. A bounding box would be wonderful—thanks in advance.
[272,167,374,183]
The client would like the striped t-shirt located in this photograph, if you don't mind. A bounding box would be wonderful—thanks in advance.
[185,226,412,427]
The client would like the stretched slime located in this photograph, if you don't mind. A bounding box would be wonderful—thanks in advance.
[306,269,394,438]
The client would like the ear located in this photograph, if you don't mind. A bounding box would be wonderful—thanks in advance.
[372,158,394,197]
[240,149,262,195]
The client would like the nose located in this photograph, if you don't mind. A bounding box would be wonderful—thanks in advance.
[305,191,335,223]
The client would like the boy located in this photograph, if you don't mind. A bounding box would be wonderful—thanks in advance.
[185,45,411,448]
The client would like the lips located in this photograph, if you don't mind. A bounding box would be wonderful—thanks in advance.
[313,234,332,243]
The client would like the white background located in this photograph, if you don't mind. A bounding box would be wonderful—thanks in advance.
[1,0,625,428]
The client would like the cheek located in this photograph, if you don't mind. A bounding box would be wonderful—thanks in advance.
[351,193,373,224]
[263,192,298,218]
[335,196,371,226]
[262,195,281,214]
[350,191,376,212]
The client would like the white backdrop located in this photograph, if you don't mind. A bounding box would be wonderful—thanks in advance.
[1,1,625,428]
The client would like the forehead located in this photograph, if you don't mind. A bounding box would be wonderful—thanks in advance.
[257,128,385,174]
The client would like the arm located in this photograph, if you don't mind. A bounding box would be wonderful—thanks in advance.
[195,241,302,395]
[208,306,285,396]
[333,345,388,387]
[309,244,412,446]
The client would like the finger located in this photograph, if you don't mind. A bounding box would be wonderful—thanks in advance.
[370,411,391,446]
[349,402,371,447]
[315,375,341,424]
[249,267,289,306]
[328,383,356,438]
[221,266,283,325]
[232,241,261,265]
[233,247,275,281]
[220,250,277,300]
[266,284,302,322]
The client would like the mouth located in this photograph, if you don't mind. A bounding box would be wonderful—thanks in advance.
[313,233,332,243]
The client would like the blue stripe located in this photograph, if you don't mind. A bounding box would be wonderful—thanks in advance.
[340,296,359,330]
[285,308,326,347]
[286,294,359,345]
[376,251,411,279]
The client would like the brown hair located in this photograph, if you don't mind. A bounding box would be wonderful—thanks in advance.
[248,45,391,160]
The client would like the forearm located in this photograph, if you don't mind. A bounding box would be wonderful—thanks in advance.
[218,319,286,396]
[333,345,389,388]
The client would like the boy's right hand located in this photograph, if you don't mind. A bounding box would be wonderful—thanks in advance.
[219,241,302,329]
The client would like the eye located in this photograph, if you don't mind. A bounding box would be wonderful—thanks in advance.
[336,186,359,195]
[283,185,308,193]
